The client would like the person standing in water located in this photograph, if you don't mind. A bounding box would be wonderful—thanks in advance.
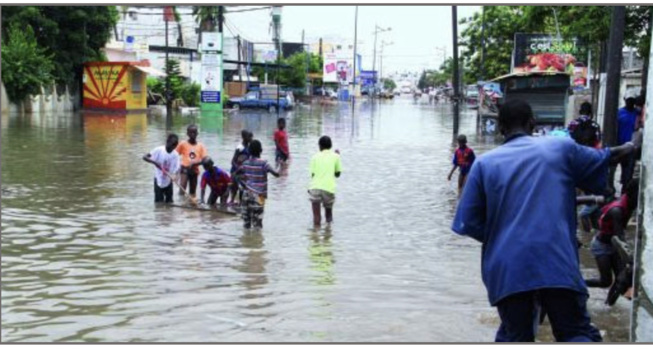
[308,136,342,227]
[176,125,207,198]
[448,134,476,196]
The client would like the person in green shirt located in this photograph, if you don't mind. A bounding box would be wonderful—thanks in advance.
[309,136,342,227]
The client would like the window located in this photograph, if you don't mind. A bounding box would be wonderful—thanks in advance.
[132,70,143,93]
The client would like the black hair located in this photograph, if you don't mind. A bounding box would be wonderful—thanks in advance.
[498,99,533,132]
[167,133,179,143]
[319,135,332,150]
[241,129,250,138]
[579,102,592,116]
[457,134,467,143]
[202,156,213,167]
[635,95,645,106]
[187,124,198,132]
[249,139,262,157]
[277,118,286,124]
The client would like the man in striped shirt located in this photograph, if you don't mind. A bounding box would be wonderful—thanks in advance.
[241,140,280,229]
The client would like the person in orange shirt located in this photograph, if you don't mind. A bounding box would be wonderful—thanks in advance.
[175,124,207,198]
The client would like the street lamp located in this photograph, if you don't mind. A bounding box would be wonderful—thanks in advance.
[372,25,391,92]
[380,40,394,85]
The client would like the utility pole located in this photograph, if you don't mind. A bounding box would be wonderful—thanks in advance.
[165,7,172,125]
[372,24,391,98]
[452,6,460,140]
[237,35,243,83]
[603,6,626,148]
[352,6,359,106]
[272,6,282,117]
[480,6,487,81]
[303,30,310,96]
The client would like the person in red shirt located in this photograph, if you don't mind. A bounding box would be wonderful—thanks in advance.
[199,157,232,206]
[274,118,290,166]
[447,134,476,196]
[585,179,639,292]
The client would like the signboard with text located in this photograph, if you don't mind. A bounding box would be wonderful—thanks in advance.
[200,32,222,110]
[512,34,589,90]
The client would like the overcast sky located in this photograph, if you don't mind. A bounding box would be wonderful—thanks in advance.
[225,5,480,74]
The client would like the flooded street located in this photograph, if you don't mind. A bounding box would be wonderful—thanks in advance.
[1,97,630,342]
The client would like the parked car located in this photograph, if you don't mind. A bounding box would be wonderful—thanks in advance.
[226,90,293,112]
[377,89,394,99]
[362,86,381,96]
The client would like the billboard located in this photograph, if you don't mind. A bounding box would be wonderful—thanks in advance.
[512,34,589,89]
[323,53,361,84]
[201,54,221,103]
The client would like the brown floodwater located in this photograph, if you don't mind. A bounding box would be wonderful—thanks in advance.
[1,97,630,342]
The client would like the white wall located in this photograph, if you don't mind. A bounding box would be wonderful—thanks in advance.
[633,39,653,342]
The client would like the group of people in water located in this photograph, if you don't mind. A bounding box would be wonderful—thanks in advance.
[142,118,342,229]
[451,93,645,342]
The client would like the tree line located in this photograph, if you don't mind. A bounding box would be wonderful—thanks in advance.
[419,6,651,88]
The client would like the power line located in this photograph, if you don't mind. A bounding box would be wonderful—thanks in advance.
[226,6,272,14]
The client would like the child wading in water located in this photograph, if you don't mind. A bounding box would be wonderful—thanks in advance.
[274,118,290,167]
[142,134,181,203]
[308,136,342,227]
[448,134,476,196]
[199,157,232,206]
[176,125,207,198]
[230,130,253,205]
[241,140,279,229]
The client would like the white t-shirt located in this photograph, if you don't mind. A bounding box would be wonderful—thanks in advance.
[150,146,180,188]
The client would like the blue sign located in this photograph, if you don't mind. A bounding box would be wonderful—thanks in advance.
[201,91,221,103]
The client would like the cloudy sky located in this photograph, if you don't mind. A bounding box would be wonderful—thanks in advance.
[225,5,480,74]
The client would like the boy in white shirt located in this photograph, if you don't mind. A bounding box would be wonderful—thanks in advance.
[143,134,181,203]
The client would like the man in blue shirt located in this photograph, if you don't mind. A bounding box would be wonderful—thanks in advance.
[452,99,639,342]
[614,94,639,192]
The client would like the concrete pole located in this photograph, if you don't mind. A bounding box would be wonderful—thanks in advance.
[352,6,358,106]
[603,6,626,147]
[165,17,172,125]
[452,6,460,140]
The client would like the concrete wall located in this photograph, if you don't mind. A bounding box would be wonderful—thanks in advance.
[633,44,653,342]
[0,82,79,114]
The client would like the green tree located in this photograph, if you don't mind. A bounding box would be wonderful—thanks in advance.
[459,6,652,82]
[1,23,54,102]
[382,78,397,91]
[250,52,323,90]
[165,59,185,101]
[1,6,118,88]
[193,6,220,45]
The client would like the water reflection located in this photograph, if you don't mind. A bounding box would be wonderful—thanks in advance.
[308,229,335,286]
[1,98,630,341]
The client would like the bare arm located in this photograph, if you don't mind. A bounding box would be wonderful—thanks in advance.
[609,130,642,162]
[576,195,606,206]
[268,168,280,178]
[231,149,240,169]
[448,165,458,181]
[142,153,161,169]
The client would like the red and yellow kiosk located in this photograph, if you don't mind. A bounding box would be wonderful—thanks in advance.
[83,60,161,112]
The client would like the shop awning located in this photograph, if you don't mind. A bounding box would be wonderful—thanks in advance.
[133,65,167,77]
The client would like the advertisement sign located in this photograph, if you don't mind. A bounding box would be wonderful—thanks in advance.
[254,49,277,63]
[200,32,222,110]
[360,70,378,87]
[201,54,221,103]
[323,53,361,84]
[323,53,338,83]
[512,34,589,89]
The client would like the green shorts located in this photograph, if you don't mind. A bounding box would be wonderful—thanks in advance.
[308,189,335,209]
